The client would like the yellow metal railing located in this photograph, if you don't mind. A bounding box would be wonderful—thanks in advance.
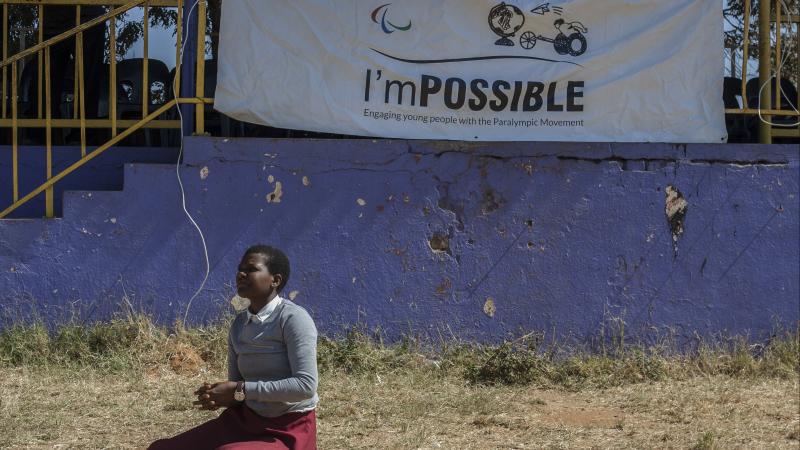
[1,0,211,218]
[725,0,800,143]
[1,1,798,219]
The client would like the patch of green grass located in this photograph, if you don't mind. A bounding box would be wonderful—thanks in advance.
[0,322,50,366]
[463,334,669,389]
[687,332,800,380]
[317,328,431,375]
[0,316,797,389]
[0,315,230,375]
[690,431,716,450]
[462,327,798,388]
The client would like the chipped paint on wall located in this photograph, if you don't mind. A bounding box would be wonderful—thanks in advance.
[428,233,450,254]
[665,185,688,254]
[484,298,496,318]
[266,181,283,203]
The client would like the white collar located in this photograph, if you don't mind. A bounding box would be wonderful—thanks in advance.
[247,296,283,324]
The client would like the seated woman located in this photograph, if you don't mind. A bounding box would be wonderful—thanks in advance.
[150,245,318,450]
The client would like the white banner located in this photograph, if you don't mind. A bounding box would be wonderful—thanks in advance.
[216,1,726,142]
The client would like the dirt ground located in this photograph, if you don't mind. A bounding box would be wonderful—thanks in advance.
[0,366,797,449]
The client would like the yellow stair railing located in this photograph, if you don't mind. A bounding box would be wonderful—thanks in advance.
[1,0,211,219]
[724,0,799,142]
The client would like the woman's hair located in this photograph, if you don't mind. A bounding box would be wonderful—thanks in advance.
[244,245,291,293]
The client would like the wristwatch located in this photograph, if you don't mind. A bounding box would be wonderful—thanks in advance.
[234,381,246,402]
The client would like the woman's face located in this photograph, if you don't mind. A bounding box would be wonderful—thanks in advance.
[236,253,281,300]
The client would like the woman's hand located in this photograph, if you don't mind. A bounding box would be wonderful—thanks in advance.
[193,381,239,410]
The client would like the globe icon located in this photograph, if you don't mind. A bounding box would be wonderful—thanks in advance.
[488,2,525,46]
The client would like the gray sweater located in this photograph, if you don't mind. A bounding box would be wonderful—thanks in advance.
[228,298,319,417]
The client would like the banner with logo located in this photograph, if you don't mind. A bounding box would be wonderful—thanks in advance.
[216,1,726,142]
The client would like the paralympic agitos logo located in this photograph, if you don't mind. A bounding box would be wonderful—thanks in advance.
[371,3,411,33]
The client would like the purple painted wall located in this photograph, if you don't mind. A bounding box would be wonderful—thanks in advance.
[1,138,798,343]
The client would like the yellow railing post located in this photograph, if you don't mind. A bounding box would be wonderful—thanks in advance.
[741,0,751,109]
[758,0,772,144]
[774,3,781,109]
[143,0,149,118]
[2,3,7,119]
[195,0,206,135]
[110,15,117,137]
[38,4,43,119]
[46,46,53,218]
[11,60,18,202]
[73,6,80,120]
[174,0,182,100]
[77,31,86,155]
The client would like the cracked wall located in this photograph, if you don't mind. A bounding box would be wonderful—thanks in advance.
[0,139,798,343]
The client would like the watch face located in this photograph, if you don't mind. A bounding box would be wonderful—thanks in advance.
[234,391,245,401]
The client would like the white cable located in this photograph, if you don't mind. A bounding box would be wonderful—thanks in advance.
[170,0,210,328]
[755,0,799,127]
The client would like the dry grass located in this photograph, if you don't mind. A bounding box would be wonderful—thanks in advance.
[0,367,797,449]
[0,317,797,449]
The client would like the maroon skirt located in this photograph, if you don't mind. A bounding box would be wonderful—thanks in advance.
[149,405,316,450]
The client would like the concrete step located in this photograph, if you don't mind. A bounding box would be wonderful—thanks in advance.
[0,145,179,219]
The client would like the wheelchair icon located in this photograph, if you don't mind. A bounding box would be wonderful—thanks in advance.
[519,19,587,57]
